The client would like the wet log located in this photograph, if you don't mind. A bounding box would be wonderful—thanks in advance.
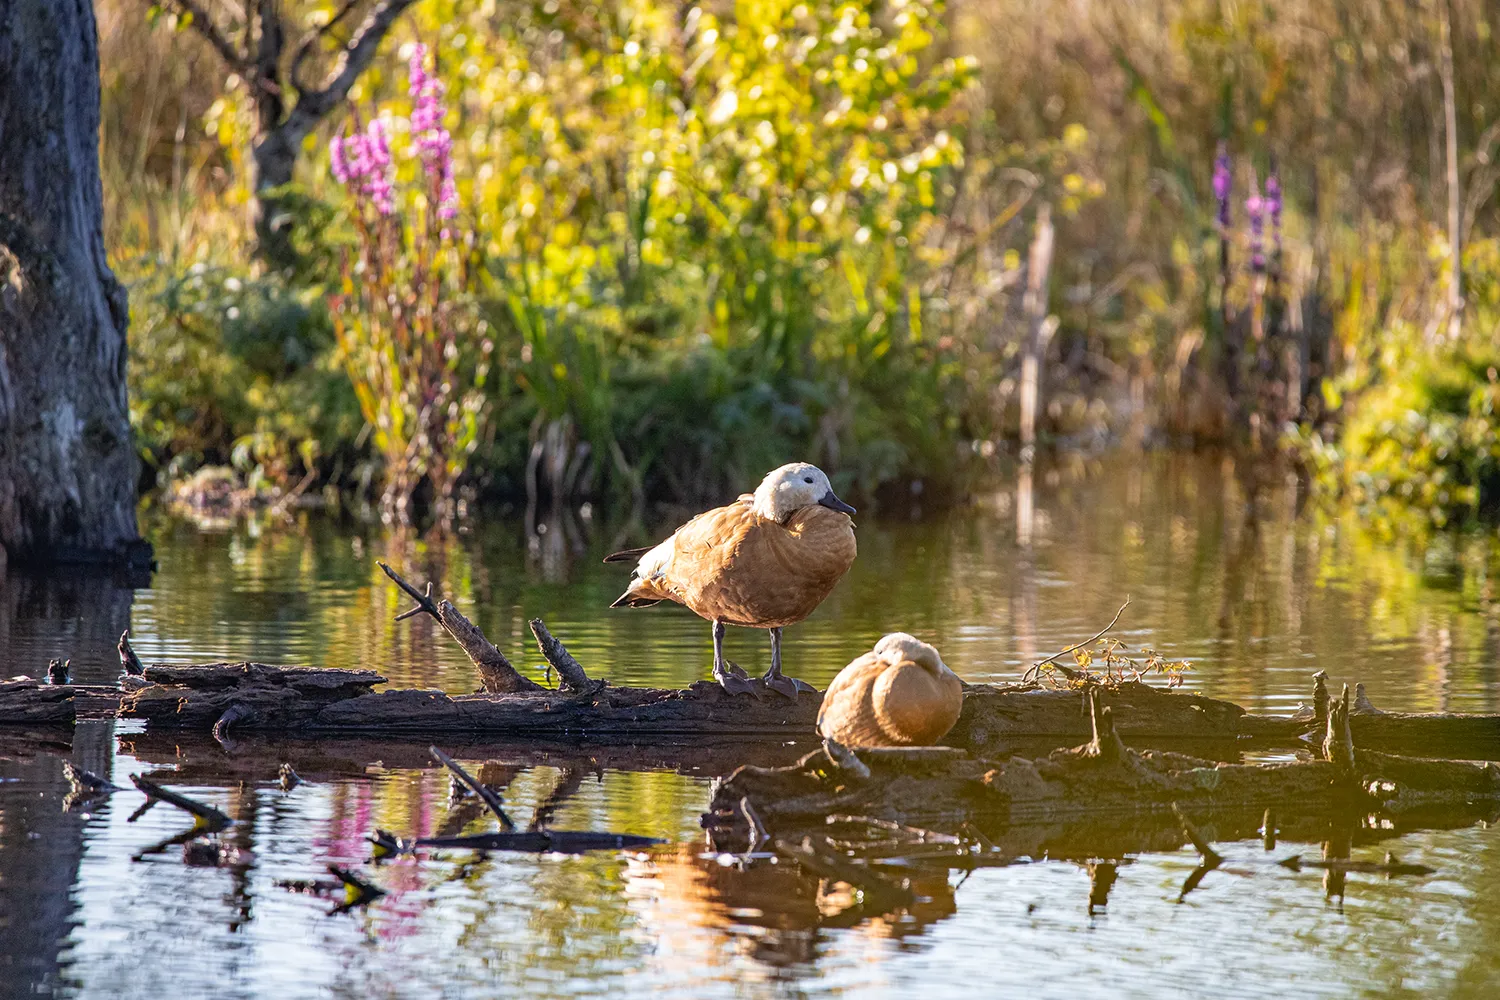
[703,691,1500,850]
[118,662,387,731]
[0,680,76,724]
[99,567,1500,753]
[1240,674,1500,757]
[950,681,1244,744]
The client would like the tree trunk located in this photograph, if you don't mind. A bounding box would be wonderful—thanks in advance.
[250,129,301,267]
[0,0,146,567]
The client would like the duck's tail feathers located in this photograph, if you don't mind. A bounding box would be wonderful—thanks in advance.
[610,590,663,609]
[604,545,654,564]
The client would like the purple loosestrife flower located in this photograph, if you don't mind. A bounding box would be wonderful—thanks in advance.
[1246,175,1265,275]
[408,43,458,223]
[1213,141,1231,233]
[329,118,395,216]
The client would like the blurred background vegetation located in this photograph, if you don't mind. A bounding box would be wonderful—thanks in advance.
[101,0,1500,525]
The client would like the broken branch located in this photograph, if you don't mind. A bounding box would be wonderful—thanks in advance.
[528,619,604,695]
[429,746,515,833]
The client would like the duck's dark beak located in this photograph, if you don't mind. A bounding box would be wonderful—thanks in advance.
[818,491,856,515]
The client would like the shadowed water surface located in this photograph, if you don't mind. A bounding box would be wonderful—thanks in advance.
[2,452,1499,998]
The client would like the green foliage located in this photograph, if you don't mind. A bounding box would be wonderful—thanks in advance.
[125,259,362,486]
[429,0,980,501]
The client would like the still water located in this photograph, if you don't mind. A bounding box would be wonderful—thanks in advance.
[3,452,1499,998]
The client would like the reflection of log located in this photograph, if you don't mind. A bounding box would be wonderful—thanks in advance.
[120,732,814,785]
[704,699,1500,851]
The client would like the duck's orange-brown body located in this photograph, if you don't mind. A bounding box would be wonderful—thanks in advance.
[618,497,856,629]
[817,634,964,747]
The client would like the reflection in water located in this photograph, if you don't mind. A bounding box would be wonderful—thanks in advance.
[4,453,1500,996]
[625,845,958,982]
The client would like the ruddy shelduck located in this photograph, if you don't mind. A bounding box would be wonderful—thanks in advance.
[606,463,857,698]
[817,633,964,747]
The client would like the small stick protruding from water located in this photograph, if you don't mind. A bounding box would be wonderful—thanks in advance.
[46,659,70,685]
[430,746,515,833]
[1172,802,1224,867]
[278,763,301,792]
[740,796,769,855]
[130,775,233,830]
[119,630,144,676]
[1262,807,1276,852]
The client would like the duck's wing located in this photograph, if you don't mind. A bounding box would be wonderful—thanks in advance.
[817,652,883,743]
[610,497,755,607]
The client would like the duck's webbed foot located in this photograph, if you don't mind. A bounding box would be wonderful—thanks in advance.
[761,628,815,701]
[714,660,761,698]
[712,619,761,698]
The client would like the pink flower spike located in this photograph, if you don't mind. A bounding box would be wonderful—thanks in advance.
[330,135,349,184]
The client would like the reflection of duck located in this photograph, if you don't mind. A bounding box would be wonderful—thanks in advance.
[607,463,857,698]
[817,633,964,747]
[624,845,956,973]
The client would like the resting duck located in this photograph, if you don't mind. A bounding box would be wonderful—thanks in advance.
[817,633,964,747]
[606,463,857,699]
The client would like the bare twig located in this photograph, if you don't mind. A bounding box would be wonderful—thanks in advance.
[1024,599,1131,684]
[379,561,440,622]
[430,746,515,833]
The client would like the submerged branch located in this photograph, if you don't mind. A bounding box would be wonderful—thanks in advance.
[130,775,233,830]
[429,746,515,832]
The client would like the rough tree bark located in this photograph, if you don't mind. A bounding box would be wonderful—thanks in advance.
[157,0,419,264]
[0,0,146,567]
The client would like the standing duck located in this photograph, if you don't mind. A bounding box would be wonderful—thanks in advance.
[606,463,857,699]
[817,633,964,747]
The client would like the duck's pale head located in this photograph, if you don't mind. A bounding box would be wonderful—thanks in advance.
[753,462,856,523]
[873,632,948,676]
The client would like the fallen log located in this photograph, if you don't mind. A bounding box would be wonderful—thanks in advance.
[1239,672,1500,755]
[0,679,76,724]
[704,689,1500,851]
[67,562,1500,755]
